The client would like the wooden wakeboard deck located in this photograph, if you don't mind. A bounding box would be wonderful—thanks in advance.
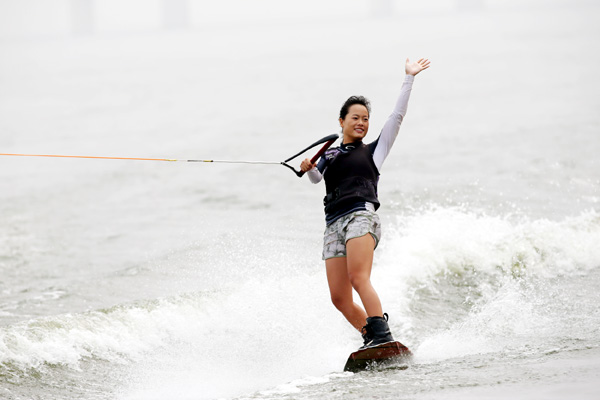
[344,341,412,372]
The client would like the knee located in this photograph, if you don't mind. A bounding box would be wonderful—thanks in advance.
[330,293,352,312]
[348,272,369,292]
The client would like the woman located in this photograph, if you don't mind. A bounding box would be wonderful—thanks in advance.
[300,58,430,348]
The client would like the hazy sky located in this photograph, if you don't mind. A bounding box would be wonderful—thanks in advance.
[0,0,558,39]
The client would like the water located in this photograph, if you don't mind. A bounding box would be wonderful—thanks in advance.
[1,2,600,399]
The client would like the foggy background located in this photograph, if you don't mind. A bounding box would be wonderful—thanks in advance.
[0,0,584,38]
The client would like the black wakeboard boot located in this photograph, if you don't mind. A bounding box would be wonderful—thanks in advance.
[360,313,394,349]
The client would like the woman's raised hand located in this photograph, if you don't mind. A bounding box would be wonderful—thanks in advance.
[405,58,431,76]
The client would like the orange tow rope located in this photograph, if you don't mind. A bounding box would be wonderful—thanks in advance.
[0,153,179,162]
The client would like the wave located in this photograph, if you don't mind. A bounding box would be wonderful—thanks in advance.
[378,206,600,280]
[2,206,599,398]
[0,275,349,399]
[0,294,211,370]
[374,206,600,363]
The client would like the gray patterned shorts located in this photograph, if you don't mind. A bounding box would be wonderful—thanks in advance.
[322,210,381,260]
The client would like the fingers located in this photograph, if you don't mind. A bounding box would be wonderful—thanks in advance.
[300,158,316,172]
[407,58,431,69]
[414,58,431,71]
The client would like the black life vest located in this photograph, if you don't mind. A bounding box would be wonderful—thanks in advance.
[322,143,380,215]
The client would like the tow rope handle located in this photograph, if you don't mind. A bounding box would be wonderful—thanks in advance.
[281,134,338,177]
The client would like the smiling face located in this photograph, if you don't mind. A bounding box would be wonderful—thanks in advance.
[340,104,370,144]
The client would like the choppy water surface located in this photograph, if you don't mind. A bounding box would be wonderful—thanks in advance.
[1,2,600,399]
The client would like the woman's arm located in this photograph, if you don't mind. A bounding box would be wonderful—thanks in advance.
[306,166,323,183]
[371,58,430,171]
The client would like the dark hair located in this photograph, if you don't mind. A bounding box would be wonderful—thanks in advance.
[339,95,371,120]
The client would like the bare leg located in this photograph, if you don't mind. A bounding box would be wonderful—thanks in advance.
[346,234,383,317]
[326,257,368,332]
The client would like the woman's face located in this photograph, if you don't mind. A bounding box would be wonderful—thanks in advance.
[340,104,369,143]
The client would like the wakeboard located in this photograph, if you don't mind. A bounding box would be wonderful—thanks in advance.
[343,341,412,372]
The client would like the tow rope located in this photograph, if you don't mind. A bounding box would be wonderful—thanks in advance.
[0,133,339,178]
